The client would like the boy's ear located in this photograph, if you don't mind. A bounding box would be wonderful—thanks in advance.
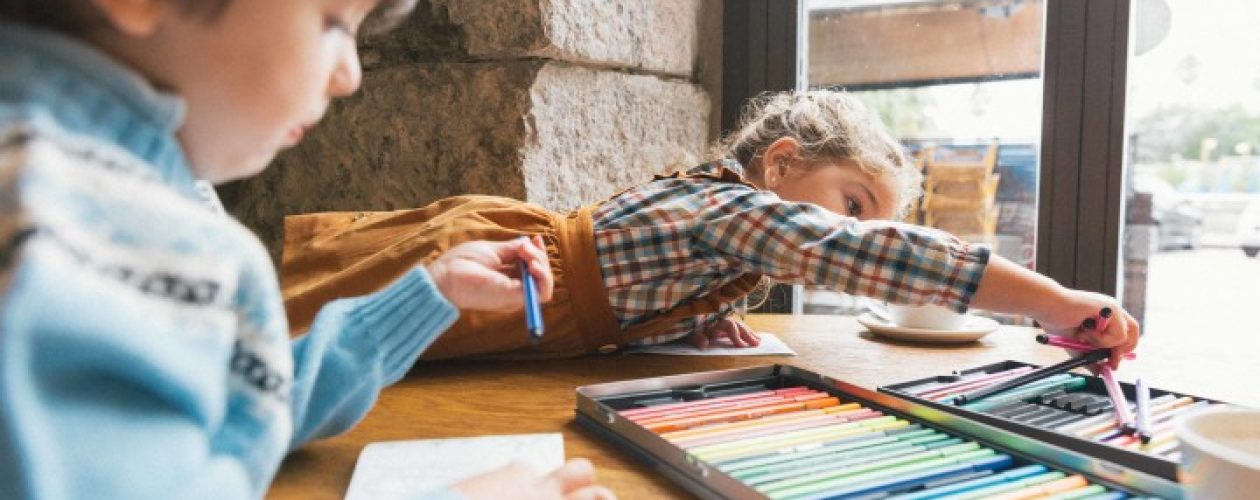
[89,0,168,37]
[761,137,801,188]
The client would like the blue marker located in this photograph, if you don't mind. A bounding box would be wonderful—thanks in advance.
[892,464,1047,499]
[518,237,544,342]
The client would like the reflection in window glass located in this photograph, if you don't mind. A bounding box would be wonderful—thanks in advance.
[799,0,1044,316]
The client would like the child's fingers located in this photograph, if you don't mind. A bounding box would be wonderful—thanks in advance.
[513,236,554,301]
[566,486,618,500]
[733,320,760,347]
[545,458,598,494]
[688,332,710,350]
[719,319,748,347]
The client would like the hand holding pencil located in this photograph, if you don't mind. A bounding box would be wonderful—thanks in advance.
[427,235,554,312]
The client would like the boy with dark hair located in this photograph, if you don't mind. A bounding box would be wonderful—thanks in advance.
[0,1,612,498]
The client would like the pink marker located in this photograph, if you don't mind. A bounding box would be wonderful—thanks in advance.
[1081,307,1113,332]
[1036,334,1136,359]
[1097,364,1136,433]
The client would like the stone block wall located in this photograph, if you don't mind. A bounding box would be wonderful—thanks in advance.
[221,0,720,263]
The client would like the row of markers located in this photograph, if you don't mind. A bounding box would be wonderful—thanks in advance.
[904,367,1215,461]
[620,386,1147,500]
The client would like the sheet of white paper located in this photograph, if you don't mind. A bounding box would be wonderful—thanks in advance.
[625,332,796,356]
[344,433,564,500]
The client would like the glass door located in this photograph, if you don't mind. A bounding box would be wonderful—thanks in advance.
[1119,0,1260,402]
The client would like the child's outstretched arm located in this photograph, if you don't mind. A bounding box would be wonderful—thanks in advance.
[970,255,1139,369]
[689,187,1137,364]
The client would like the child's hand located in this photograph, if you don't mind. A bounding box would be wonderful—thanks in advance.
[451,458,616,500]
[1033,290,1140,370]
[689,317,761,350]
[427,235,554,311]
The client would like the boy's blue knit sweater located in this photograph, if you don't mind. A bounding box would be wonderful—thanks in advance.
[0,25,461,499]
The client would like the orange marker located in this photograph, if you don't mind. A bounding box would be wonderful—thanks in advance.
[619,386,815,418]
[985,474,1089,500]
[661,403,863,441]
[633,392,832,426]
[644,397,841,433]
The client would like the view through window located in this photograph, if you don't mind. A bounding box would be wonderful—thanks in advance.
[799,0,1044,317]
[1118,0,1260,393]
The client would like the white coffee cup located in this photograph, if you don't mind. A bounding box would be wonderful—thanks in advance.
[883,303,968,330]
[1177,407,1260,499]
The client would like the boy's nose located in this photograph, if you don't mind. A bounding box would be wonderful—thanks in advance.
[330,46,363,97]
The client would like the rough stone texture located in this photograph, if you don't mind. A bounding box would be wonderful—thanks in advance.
[365,0,704,76]
[222,61,709,261]
[521,63,709,210]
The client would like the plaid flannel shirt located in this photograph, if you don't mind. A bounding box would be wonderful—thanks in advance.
[592,160,991,345]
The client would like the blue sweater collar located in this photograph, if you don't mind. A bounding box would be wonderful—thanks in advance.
[0,23,198,196]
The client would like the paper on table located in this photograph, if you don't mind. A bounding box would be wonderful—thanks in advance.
[625,332,796,356]
[344,433,564,500]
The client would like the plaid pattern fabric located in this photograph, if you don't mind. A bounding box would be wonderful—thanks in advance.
[592,160,991,345]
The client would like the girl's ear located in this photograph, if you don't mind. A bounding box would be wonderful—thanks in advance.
[89,0,167,37]
[761,137,801,188]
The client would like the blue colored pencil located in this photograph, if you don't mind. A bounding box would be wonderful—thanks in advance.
[891,464,1048,499]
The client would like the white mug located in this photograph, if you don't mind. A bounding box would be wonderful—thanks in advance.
[884,303,968,330]
[1177,407,1260,499]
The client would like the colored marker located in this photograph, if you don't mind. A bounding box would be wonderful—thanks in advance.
[633,391,832,425]
[961,376,1090,413]
[1035,334,1136,359]
[775,454,1015,499]
[742,440,978,486]
[937,470,1069,499]
[1079,307,1112,331]
[730,435,961,480]
[910,366,1036,398]
[1039,484,1107,499]
[983,474,1089,500]
[952,349,1110,405]
[689,415,905,461]
[1135,378,1152,443]
[758,449,1003,498]
[518,236,544,342]
[619,386,815,418]
[714,426,935,471]
[671,408,879,448]
[660,403,862,441]
[643,397,841,433]
[1096,364,1135,432]
[893,464,1048,500]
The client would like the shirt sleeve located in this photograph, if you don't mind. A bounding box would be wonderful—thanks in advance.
[691,186,991,312]
[287,266,458,448]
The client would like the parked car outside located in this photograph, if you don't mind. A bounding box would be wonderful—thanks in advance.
[1241,213,1260,258]
[1133,176,1204,250]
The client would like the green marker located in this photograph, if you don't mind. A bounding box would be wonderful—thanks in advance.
[758,446,994,498]
[745,441,979,487]
[962,377,1089,412]
[736,437,964,483]
[715,427,938,472]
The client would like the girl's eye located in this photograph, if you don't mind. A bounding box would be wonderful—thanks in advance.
[847,197,863,217]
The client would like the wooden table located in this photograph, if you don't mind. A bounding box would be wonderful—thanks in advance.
[267,314,1258,499]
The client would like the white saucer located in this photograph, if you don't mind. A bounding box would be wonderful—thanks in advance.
[856,312,999,343]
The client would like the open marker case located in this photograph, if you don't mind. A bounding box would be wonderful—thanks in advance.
[575,364,1179,499]
[878,360,1234,483]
